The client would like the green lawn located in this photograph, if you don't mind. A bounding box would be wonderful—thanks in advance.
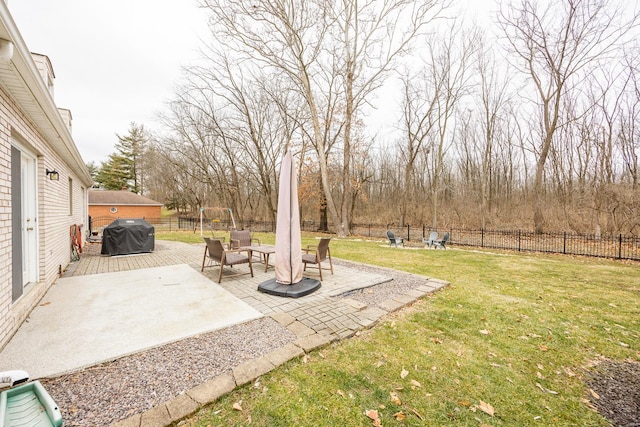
[163,233,639,426]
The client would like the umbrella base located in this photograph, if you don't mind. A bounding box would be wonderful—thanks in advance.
[257,277,321,298]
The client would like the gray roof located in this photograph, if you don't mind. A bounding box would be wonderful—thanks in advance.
[89,190,163,206]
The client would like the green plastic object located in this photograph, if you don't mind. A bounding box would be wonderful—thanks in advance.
[0,381,63,427]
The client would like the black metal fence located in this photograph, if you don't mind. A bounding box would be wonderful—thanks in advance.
[371,224,640,262]
[89,216,326,234]
[88,216,640,262]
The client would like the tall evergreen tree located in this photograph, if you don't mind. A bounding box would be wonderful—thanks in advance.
[94,122,149,193]
[94,154,129,190]
[85,161,100,188]
[114,122,148,194]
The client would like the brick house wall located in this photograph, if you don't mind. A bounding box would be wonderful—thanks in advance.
[0,88,90,349]
[0,4,93,349]
[88,190,163,231]
[89,205,161,220]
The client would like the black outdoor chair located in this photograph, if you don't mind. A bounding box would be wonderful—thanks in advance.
[386,230,404,247]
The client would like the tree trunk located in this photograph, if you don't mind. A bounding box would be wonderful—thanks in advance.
[319,198,329,232]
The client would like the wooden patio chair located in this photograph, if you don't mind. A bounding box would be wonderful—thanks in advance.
[229,230,261,249]
[201,237,253,283]
[301,237,334,281]
[230,229,262,261]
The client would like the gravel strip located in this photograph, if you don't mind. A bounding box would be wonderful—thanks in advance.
[40,318,296,426]
[37,260,435,426]
[333,259,436,307]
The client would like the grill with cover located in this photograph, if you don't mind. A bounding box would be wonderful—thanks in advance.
[101,218,155,256]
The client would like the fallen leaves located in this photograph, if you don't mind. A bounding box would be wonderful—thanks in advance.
[365,409,382,427]
[469,400,496,418]
[477,400,495,416]
[479,329,491,335]
[389,391,401,405]
[232,400,243,411]
[536,382,558,395]
[407,406,424,420]
[336,389,354,399]
[362,369,424,423]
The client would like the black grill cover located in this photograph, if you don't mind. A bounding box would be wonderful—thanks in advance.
[101,218,155,256]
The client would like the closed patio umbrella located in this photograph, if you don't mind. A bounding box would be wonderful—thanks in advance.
[258,150,321,297]
[275,150,303,284]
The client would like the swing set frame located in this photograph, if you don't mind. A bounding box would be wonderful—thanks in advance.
[196,207,237,236]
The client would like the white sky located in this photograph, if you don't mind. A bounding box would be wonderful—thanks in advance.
[8,0,494,165]
[9,0,209,164]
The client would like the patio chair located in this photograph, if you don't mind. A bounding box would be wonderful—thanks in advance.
[230,229,262,261]
[229,230,261,248]
[201,237,253,283]
[422,231,439,248]
[301,238,334,281]
[432,232,449,249]
[386,230,404,247]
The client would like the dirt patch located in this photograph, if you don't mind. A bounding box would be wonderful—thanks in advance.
[586,359,640,427]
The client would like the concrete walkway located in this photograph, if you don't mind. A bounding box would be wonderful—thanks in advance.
[3,239,449,427]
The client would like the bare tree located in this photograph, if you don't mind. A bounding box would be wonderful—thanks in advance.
[498,0,638,233]
[330,0,450,235]
[158,80,245,218]
[184,47,297,224]
[426,23,480,229]
[199,0,446,236]
[476,40,512,229]
[619,51,640,190]
[146,137,208,215]
[398,70,438,227]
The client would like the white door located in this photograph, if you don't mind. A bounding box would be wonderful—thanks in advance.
[21,151,38,286]
[11,143,39,301]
